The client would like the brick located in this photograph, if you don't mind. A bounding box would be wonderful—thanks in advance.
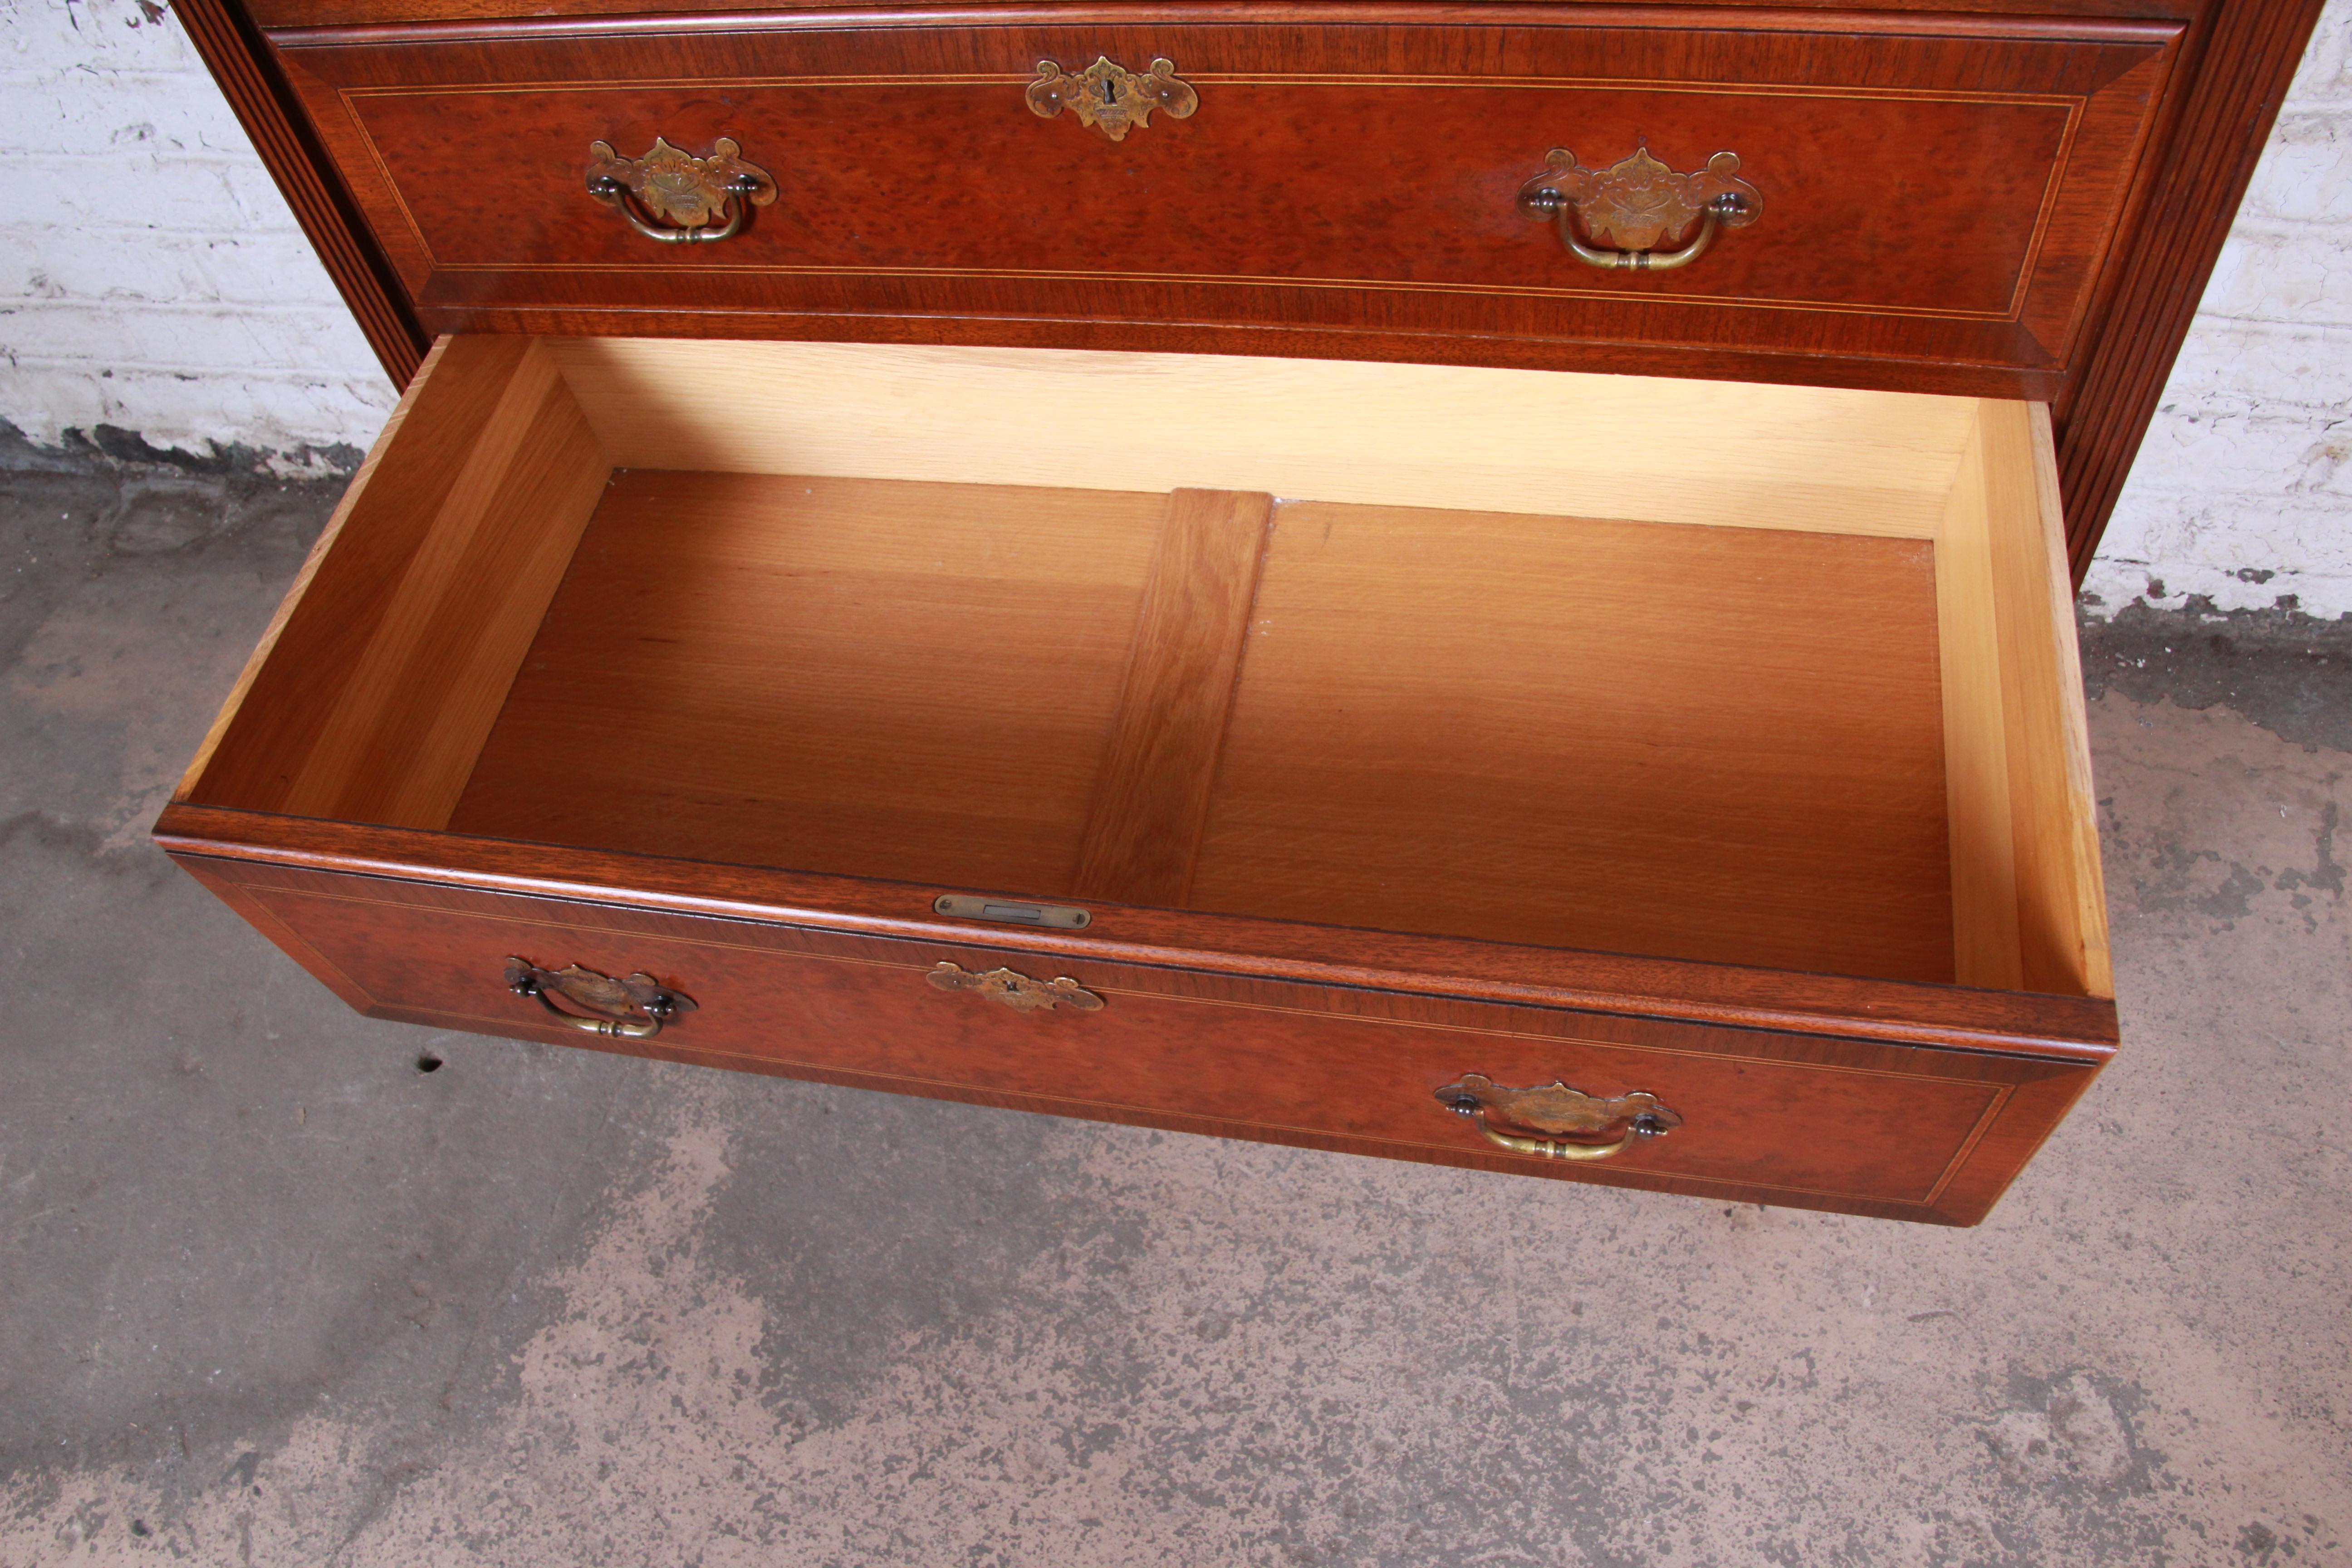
[0,226,344,309]
[2195,226,2352,327]
[2147,322,2352,421]
[2097,495,2352,575]
[2124,409,2352,500]
[224,162,311,231]
[2087,483,2352,614]
[2,299,384,377]
[0,72,250,155]
[2239,113,2352,223]
[0,358,394,456]
[2280,0,2352,104]
[2081,558,2352,617]
[1,0,207,76]
[29,155,276,235]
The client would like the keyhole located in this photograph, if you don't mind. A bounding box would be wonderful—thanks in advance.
[1101,79,1118,107]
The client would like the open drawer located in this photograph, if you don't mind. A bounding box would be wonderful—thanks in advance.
[156,334,2115,1224]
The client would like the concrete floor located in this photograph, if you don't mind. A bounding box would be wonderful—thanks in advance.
[0,459,2346,1568]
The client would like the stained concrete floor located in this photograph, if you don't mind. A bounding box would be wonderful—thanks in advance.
[0,457,2346,1568]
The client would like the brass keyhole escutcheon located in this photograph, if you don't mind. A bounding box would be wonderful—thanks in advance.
[1027,55,1199,142]
[926,961,1104,1013]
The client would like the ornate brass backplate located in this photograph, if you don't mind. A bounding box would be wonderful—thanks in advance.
[504,957,696,1032]
[585,136,777,243]
[1518,143,1761,270]
[1435,1073,1682,1137]
[1026,56,1199,141]
[926,961,1105,1013]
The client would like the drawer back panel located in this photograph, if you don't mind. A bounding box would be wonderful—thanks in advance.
[270,10,2179,389]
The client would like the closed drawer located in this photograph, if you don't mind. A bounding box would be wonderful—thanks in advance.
[157,332,2117,1223]
[270,10,2179,392]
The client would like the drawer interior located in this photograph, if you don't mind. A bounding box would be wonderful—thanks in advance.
[181,335,2110,999]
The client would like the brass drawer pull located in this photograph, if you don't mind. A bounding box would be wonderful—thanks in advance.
[927,961,1104,1013]
[1518,144,1761,272]
[505,957,696,1038]
[1436,1073,1681,1161]
[585,136,777,245]
[1027,56,1198,142]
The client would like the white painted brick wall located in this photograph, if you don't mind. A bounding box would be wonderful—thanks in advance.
[0,0,2347,611]
[2090,0,2352,619]
[0,0,393,467]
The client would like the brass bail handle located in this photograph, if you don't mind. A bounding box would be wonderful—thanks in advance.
[1518,145,1761,272]
[585,136,778,245]
[505,957,696,1039]
[1434,1074,1682,1161]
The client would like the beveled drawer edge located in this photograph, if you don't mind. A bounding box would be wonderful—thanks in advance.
[357,990,2014,1209]
[265,3,2188,51]
[372,994,1997,1224]
[236,875,2052,1089]
[411,255,2037,327]
[421,307,2075,404]
[155,802,2121,1059]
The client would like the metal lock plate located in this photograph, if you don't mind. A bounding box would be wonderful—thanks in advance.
[932,894,1093,929]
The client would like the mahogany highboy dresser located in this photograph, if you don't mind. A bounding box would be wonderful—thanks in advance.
[159,0,2323,1222]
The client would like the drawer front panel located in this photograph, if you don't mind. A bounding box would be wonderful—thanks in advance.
[184,856,2092,1222]
[276,14,2176,384]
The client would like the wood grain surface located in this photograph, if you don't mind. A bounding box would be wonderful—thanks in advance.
[1935,406,2029,991]
[174,334,454,806]
[188,335,589,816]
[454,472,1961,980]
[159,324,2121,1223]
[152,0,2254,1222]
[269,12,2175,382]
[1072,488,1273,906]
[448,470,1165,891]
[249,0,2207,26]
[170,848,2104,1223]
[172,0,2332,575]
[279,339,609,828]
[1990,404,2113,995]
[181,333,2104,994]
[540,336,1985,539]
[157,800,2122,1053]
[1191,500,1956,980]
[1932,400,2112,995]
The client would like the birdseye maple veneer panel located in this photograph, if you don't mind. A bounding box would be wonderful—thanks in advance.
[264,11,2180,392]
[163,333,2115,1222]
